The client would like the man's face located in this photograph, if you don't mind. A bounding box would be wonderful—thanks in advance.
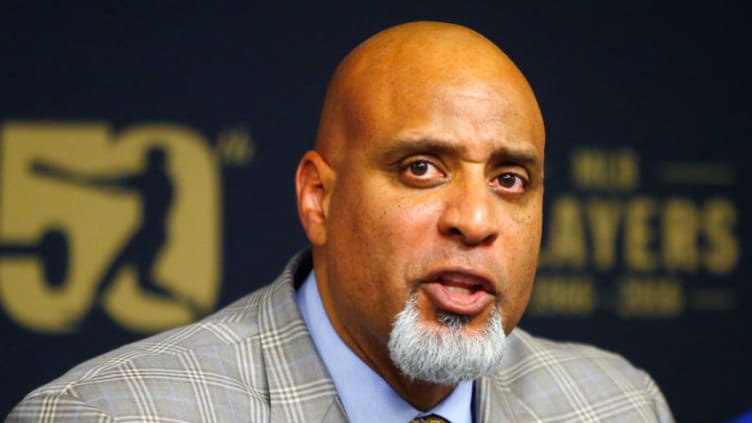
[319,77,544,377]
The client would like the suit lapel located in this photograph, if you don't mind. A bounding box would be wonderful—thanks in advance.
[259,251,348,423]
[474,376,539,422]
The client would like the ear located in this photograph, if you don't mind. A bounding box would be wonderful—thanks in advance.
[295,150,335,246]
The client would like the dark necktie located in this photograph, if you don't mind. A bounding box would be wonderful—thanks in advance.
[410,414,450,423]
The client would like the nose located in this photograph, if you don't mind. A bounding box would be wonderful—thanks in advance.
[438,177,500,246]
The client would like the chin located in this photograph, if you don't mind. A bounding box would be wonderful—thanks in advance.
[388,293,507,385]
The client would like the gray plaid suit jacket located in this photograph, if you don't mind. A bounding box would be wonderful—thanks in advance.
[8,251,673,422]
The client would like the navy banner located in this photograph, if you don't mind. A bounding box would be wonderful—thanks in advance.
[1,3,749,422]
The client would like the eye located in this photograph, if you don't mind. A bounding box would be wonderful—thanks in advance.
[409,161,430,176]
[491,172,527,194]
[399,159,446,186]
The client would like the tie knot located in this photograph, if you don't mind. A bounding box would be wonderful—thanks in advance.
[410,414,450,423]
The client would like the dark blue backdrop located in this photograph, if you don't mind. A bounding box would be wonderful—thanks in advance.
[1,2,749,421]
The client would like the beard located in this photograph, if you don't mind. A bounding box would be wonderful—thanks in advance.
[387,293,506,386]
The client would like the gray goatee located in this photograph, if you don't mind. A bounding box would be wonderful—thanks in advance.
[387,294,506,385]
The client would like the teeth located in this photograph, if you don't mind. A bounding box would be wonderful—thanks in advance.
[445,285,473,295]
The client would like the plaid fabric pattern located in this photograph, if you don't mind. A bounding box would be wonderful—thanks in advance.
[7,250,673,422]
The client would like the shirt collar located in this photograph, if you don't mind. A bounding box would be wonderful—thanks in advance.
[295,270,473,423]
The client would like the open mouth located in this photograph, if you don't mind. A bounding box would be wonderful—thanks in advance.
[443,281,483,295]
[420,270,496,315]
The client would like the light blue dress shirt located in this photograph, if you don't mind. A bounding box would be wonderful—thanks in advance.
[295,271,473,423]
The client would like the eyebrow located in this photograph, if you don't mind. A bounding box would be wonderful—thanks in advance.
[382,137,540,167]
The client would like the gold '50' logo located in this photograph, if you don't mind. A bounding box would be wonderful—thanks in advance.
[0,122,221,333]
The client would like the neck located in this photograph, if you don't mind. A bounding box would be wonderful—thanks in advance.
[348,340,456,411]
[390,375,457,411]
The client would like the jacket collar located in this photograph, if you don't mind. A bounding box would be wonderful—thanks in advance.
[474,329,539,422]
[258,250,348,423]
[474,373,538,422]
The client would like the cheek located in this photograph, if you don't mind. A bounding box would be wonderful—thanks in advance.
[336,174,441,253]
[505,194,543,255]
[327,183,439,281]
[381,197,440,249]
[499,207,542,329]
[324,192,441,344]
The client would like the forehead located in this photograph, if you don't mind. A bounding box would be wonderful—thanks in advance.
[346,78,544,163]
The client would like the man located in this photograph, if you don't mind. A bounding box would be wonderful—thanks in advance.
[8,21,673,422]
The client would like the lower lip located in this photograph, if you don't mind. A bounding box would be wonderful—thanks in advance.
[421,282,495,316]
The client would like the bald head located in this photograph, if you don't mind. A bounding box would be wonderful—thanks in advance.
[315,21,545,164]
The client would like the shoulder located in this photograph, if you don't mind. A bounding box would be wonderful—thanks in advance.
[489,328,674,422]
[7,277,292,422]
[500,328,649,382]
